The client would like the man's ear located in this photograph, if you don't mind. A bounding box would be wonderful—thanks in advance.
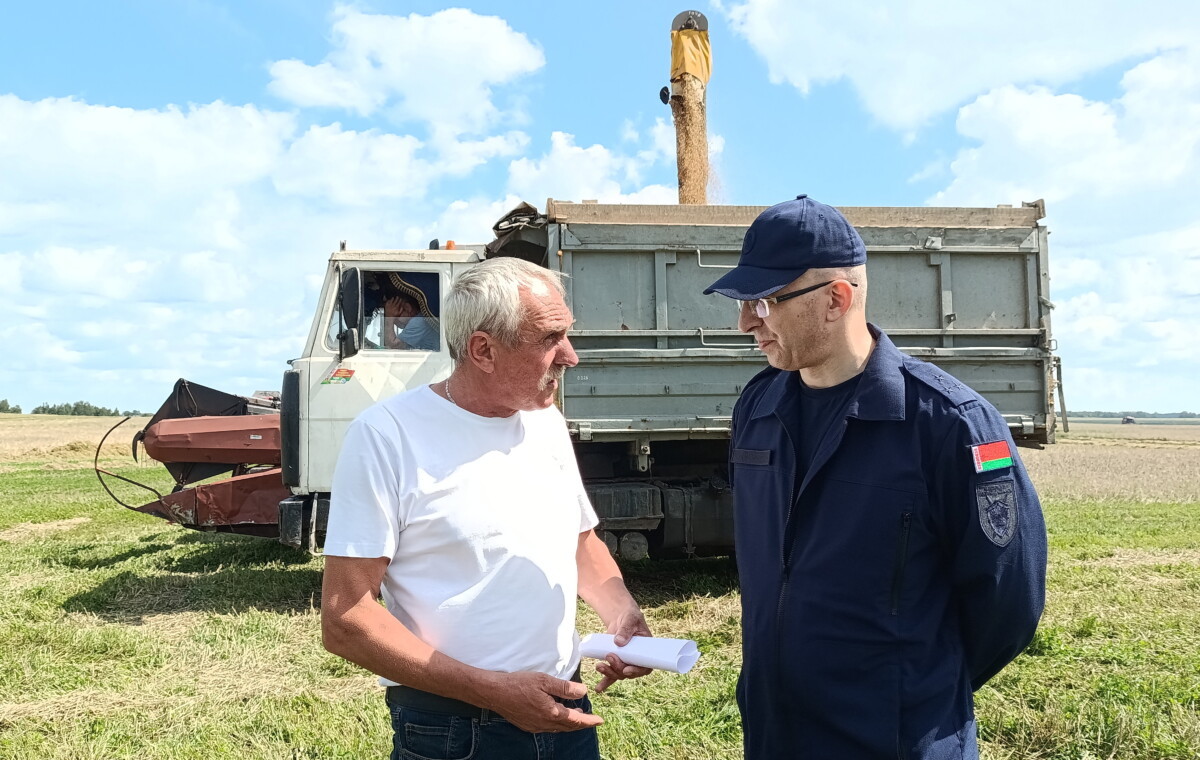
[466,331,497,374]
[827,280,856,321]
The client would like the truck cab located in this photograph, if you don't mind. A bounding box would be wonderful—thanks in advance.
[278,247,483,550]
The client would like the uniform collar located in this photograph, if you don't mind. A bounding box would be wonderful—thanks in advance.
[748,324,907,422]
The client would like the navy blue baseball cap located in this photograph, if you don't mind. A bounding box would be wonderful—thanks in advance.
[704,194,866,299]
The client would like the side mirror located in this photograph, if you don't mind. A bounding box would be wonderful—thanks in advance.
[337,267,363,360]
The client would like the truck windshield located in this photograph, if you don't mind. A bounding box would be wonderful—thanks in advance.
[324,270,442,352]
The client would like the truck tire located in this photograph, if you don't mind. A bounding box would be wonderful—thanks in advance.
[600,529,619,557]
[618,531,650,561]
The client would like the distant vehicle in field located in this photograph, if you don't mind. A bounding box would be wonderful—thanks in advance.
[1122,415,1136,424]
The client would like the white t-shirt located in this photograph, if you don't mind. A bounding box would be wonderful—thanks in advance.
[325,385,598,684]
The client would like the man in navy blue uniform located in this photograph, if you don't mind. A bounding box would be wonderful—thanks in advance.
[704,195,1048,759]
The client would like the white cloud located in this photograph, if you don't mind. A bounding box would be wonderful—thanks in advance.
[508,131,676,204]
[931,48,1200,210]
[631,117,723,169]
[1048,256,1105,292]
[642,118,677,164]
[721,0,1200,131]
[77,320,139,340]
[0,252,22,296]
[271,122,528,207]
[894,40,1200,412]
[0,96,296,253]
[1143,318,1200,362]
[0,94,674,413]
[0,202,66,234]
[1053,292,1127,353]
[0,95,293,200]
[24,246,154,300]
[430,131,531,177]
[273,123,428,205]
[433,195,526,247]
[907,158,947,184]
[268,59,380,115]
[1047,227,1200,408]
[179,251,250,303]
[267,6,544,136]
[17,323,85,367]
[0,94,406,410]
[0,8,720,414]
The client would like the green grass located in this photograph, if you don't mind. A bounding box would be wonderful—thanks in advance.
[2,462,1199,758]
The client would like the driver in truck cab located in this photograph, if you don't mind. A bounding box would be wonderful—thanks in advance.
[321,256,652,760]
[367,272,441,351]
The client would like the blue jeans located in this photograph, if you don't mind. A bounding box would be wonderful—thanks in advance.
[387,693,600,760]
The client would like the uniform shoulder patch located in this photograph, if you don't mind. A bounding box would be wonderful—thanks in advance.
[976,480,1018,547]
[971,440,1013,473]
[903,358,977,406]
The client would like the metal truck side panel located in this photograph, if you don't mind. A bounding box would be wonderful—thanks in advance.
[547,201,1055,442]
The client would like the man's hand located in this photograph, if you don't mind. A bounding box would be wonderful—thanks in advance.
[481,671,603,733]
[575,529,654,694]
[594,608,653,693]
[383,296,406,318]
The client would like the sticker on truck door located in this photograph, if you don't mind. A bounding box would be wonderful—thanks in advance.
[321,367,355,385]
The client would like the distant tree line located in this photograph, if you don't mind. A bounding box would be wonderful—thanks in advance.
[22,401,145,417]
[0,399,21,414]
[1072,410,1197,418]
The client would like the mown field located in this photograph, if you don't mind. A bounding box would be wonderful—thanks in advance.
[1,413,1198,759]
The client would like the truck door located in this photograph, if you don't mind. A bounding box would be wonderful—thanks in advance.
[295,265,454,495]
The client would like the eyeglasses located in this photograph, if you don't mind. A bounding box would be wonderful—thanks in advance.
[738,280,858,318]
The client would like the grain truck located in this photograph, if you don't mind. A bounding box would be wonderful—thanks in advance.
[98,198,1062,558]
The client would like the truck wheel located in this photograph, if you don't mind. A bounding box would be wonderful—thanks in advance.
[600,530,618,557]
[618,531,650,561]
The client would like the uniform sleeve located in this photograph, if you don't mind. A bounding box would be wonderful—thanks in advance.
[323,417,405,559]
[935,401,1048,690]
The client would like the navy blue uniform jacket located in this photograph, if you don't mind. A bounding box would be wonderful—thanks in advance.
[730,326,1047,759]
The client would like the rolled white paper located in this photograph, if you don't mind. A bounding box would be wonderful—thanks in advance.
[579,633,700,674]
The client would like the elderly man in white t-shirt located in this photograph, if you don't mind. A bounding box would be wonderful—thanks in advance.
[321,257,652,760]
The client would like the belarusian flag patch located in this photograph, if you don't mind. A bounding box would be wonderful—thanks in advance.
[972,441,1013,473]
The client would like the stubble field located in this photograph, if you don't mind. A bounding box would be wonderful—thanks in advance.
[0,413,1197,759]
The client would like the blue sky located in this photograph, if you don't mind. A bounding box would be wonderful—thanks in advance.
[2,1,1198,413]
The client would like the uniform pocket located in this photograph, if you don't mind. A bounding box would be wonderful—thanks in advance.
[802,479,920,614]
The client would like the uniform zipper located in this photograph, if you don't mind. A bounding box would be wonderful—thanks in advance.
[890,511,913,616]
[777,419,848,665]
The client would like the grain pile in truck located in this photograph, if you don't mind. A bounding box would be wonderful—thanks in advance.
[96,197,1063,558]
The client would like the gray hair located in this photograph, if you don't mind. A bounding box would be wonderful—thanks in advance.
[445,257,566,361]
